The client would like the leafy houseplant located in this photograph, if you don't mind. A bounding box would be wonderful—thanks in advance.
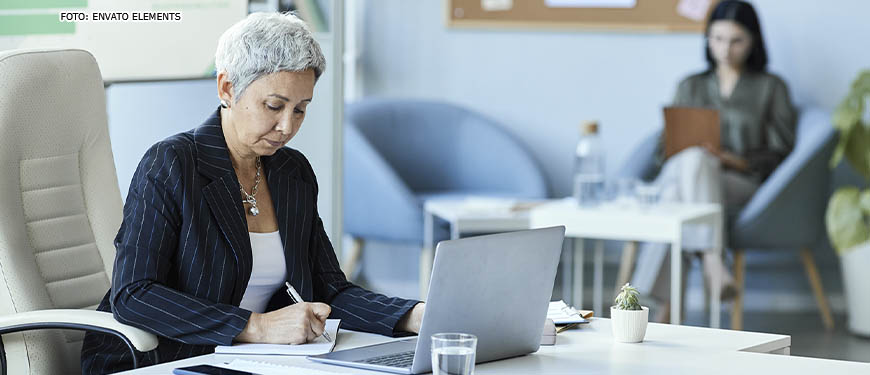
[611,283,649,343]
[825,70,870,336]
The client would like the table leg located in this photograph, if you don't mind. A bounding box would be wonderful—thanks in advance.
[561,238,574,304]
[670,233,682,325]
[711,213,723,328]
[593,240,604,316]
[420,211,435,299]
[573,239,585,309]
[615,241,638,297]
[450,221,460,240]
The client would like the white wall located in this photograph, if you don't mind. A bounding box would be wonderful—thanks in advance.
[359,0,870,197]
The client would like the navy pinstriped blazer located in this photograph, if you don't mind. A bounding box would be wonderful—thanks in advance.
[81,108,419,374]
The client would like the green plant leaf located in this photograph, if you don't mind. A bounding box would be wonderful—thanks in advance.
[825,187,870,255]
[830,125,851,168]
[860,190,870,215]
[832,99,860,133]
[830,70,870,179]
[845,121,870,179]
[614,283,642,310]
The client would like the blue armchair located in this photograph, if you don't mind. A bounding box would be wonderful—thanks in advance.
[617,108,837,330]
[342,99,549,277]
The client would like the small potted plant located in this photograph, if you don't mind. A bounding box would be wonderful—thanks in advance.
[826,69,870,336]
[611,283,649,343]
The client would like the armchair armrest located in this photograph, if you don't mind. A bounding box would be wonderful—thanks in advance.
[0,309,158,373]
[344,125,424,242]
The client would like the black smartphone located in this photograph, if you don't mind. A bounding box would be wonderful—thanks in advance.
[172,364,253,375]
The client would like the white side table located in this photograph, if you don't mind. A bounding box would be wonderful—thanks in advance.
[420,198,533,298]
[529,199,723,328]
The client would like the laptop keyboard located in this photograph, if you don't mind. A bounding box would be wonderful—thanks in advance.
[355,350,415,368]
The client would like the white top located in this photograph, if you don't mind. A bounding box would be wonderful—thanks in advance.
[239,231,287,313]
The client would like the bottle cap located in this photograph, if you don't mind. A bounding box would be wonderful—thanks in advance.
[580,121,598,135]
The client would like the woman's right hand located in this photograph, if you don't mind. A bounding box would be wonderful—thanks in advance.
[236,302,331,344]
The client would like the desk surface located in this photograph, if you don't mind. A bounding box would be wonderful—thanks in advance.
[115,318,868,374]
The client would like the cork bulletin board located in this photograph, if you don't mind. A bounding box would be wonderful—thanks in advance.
[447,0,721,33]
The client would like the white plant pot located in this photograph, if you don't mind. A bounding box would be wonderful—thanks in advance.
[841,241,870,336]
[610,306,649,343]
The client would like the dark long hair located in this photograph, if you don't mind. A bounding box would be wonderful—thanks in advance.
[705,0,768,72]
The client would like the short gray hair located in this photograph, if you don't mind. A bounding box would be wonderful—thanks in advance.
[215,12,326,102]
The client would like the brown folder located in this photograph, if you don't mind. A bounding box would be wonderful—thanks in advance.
[663,107,720,159]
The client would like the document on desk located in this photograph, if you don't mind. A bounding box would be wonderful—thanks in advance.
[220,359,354,375]
[215,319,340,356]
[548,301,589,325]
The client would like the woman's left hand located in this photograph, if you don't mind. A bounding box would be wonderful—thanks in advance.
[702,143,749,172]
[397,303,425,334]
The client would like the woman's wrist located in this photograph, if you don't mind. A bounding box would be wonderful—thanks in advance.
[397,303,425,334]
[236,312,263,343]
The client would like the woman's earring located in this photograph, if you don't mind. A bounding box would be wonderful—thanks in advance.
[220,99,229,109]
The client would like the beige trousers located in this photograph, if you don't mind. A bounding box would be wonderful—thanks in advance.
[631,147,759,300]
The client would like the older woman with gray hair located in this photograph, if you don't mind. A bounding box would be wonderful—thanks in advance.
[81,12,424,373]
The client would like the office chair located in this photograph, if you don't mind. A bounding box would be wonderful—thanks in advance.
[616,108,837,330]
[0,48,157,374]
[342,99,548,279]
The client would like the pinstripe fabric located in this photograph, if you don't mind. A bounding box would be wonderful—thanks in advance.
[80,108,420,374]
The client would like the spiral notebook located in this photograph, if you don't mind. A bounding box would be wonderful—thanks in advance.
[215,319,340,356]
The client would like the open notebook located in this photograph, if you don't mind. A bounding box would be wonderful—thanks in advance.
[215,319,340,356]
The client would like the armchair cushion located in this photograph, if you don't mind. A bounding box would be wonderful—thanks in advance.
[730,108,836,248]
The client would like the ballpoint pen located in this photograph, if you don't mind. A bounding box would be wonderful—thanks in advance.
[286,281,332,342]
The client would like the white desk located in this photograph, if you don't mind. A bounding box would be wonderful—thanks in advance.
[530,200,723,328]
[116,318,870,374]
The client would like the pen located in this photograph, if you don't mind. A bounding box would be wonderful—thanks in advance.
[285,281,332,342]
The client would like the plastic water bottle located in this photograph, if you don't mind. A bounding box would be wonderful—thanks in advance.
[573,121,605,206]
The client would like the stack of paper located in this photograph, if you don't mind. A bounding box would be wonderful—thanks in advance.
[548,300,589,325]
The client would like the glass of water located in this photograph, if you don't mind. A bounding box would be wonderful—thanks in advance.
[431,333,477,375]
[635,182,662,209]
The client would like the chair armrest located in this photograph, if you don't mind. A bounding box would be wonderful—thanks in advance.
[344,124,424,242]
[0,309,159,373]
[0,309,157,352]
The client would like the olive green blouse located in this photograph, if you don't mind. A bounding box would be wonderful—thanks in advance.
[660,71,798,181]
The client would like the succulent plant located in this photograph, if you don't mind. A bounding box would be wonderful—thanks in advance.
[614,283,642,311]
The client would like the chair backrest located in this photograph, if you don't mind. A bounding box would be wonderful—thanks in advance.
[730,108,837,248]
[0,49,123,374]
[345,99,548,197]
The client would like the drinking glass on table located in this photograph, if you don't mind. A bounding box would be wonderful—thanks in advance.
[431,333,477,375]
[605,178,638,207]
[635,181,662,209]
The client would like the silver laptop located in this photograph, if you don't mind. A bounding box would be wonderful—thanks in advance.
[308,226,566,374]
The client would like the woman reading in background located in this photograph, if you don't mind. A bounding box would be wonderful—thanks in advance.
[632,0,797,321]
